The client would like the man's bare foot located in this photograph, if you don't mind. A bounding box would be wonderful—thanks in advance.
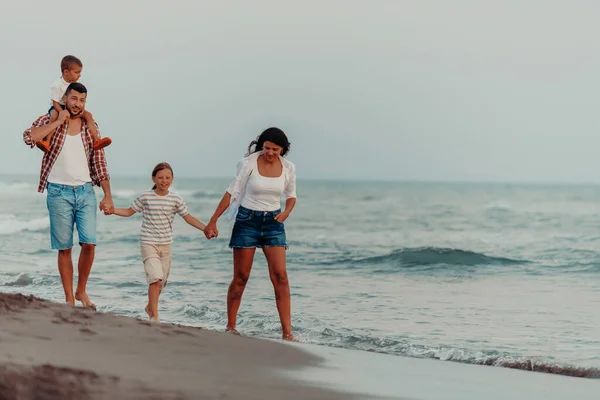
[75,291,96,311]
[226,326,241,335]
[282,333,298,342]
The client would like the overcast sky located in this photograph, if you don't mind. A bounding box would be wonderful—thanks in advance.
[1,1,599,182]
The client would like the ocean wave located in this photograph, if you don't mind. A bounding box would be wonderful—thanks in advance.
[300,328,600,379]
[180,304,227,324]
[0,181,36,196]
[0,214,49,235]
[112,190,138,200]
[169,308,600,379]
[362,247,525,267]
[2,273,56,288]
[190,190,221,199]
[314,247,527,271]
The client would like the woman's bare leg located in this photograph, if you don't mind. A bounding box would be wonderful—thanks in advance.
[263,246,294,340]
[227,248,256,331]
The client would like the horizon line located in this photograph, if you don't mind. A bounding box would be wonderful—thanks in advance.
[3,172,600,187]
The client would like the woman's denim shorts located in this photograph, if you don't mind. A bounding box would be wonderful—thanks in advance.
[229,206,287,249]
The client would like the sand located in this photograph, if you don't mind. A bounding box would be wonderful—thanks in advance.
[2,292,598,400]
[0,293,366,400]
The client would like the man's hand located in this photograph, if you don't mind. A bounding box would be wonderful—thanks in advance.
[57,109,69,124]
[100,196,114,215]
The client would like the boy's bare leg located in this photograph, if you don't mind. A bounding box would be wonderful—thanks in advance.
[147,282,161,322]
[145,286,163,319]
[36,109,58,152]
[82,110,99,141]
[82,110,111,150]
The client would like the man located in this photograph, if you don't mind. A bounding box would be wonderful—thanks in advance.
[23,82,114,310]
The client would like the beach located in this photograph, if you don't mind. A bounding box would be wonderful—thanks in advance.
[2,293,599,400]
[0,293,359,400]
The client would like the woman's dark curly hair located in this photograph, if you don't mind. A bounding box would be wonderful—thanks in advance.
[246,127,290,157]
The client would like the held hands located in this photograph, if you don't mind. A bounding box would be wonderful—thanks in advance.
[100,196,114,215]
[204,221,219,240]
[274,211,290,223]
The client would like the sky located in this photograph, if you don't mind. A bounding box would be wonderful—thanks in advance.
[1,0,599,183]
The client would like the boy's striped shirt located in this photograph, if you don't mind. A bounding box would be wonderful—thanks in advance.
[131,190,189,244]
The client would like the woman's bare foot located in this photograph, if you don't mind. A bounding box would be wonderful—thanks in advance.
[75,291,96,310]
[226,326,241,335]
[144,304,152,319]
[282,333,298,342]
[150,316,160,323]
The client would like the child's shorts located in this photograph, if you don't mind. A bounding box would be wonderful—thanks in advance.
[140,243,172,288]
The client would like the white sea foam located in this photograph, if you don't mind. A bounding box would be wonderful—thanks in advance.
[0,181,36,196]
[0,213,49,235]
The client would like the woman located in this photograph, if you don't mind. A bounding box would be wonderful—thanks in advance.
[204,127,297,341]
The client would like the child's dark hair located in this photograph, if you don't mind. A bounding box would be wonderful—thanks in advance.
[61,55,83,73]
[246,127,291,157]
[151,162,174,190]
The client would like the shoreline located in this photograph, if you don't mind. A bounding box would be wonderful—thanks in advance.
[0,293,363,400]
[1,292,599,399]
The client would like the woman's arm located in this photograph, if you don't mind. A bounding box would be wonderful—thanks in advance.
[204,192,231,238]
[274,197,296,223]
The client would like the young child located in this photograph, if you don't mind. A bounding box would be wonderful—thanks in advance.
[36,55,112,153]
[112,162,208,322]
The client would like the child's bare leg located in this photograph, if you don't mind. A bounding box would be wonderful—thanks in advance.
[44,109,59,142]
[49,109,58,123]
[147,281,161,322]
[35,109,58,152]
[82,110,99,141]
[145,284,163,319]
[83,110,112,150]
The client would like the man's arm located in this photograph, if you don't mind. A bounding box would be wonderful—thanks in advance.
[98,179,114,214]
[23,111,67,146]
[89,122,110,181]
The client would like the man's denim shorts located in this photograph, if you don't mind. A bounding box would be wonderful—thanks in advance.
[46,182,97,250]
[229,206,287,249]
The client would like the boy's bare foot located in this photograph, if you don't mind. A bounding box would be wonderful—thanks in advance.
[226,326,241,335]
[93,137,112,151]
[75,291,96,311]
[36,140,50,153]
[282,333,298,342]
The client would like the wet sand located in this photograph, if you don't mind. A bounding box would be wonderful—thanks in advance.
[0,293,367,399]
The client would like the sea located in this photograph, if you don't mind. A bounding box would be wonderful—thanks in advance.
[1,175,599,378]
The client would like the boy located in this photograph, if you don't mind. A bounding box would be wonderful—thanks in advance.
[36,55,112,153]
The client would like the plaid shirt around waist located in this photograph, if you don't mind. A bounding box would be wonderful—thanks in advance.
[23,114,110,193]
